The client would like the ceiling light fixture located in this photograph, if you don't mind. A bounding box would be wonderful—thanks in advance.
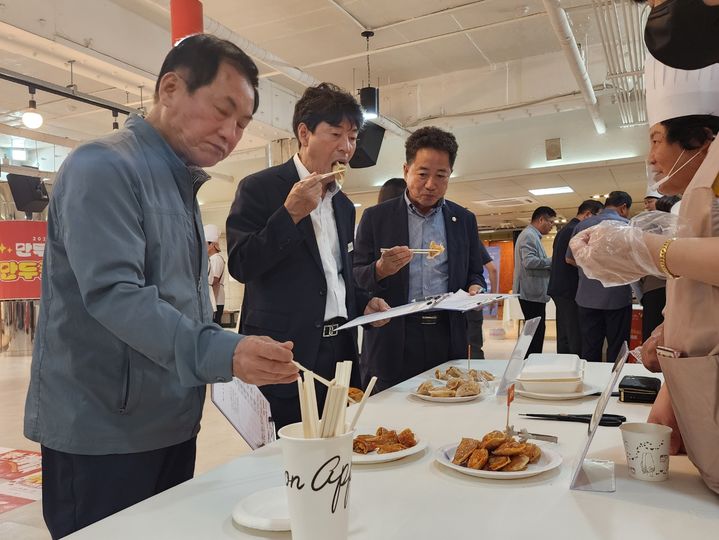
[528,186,574,196]
[21,87,44,129]
[359,30,378,120]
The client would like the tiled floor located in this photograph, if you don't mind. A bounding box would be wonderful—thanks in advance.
[0,319,555,538]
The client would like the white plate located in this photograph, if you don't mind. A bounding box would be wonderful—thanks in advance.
[515,383,601,401]
[352,437,428,464]
[410,392,483,403]
[232,486,290,532]
[435,443,562,480]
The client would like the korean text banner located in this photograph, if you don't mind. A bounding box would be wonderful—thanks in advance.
[0,221,47,300]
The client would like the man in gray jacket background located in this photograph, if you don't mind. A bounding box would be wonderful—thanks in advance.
[512,206,556,356]
[23,35,298,539]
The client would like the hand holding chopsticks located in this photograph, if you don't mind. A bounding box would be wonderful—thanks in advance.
[380,241,445,260]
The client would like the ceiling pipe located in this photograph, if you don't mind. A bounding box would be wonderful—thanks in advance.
[542,0,606,134]
[109,0,410,136]
[0,123,80,148]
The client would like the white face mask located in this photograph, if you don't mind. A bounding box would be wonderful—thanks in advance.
[649,148,704,192]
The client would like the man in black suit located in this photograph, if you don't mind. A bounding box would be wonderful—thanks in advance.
[547,199,603,355]
[353,127,487,391]
[226,83,388,430]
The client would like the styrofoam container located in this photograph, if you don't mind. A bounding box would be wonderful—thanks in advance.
[516,354,585,393]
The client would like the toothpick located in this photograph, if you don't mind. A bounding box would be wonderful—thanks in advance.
[297,378,310,438]
[293,361,334,387]
[305,372,319,438]
[349,376,377,431]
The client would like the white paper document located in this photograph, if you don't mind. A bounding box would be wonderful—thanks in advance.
[337,290,513,330]
[211,378,276,450]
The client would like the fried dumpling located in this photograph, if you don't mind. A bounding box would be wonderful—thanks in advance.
[503,454,530,472]
[479,430,507,450]
[523,443,542,464]
[397,428,417,448]
[466,448,489,470]
[455,380,480,397]
[416,380,435,395]
[486,456,511,471]
[452,438,480,465]
[493,440,528,456]
[429,388,456,398]
[353,438,376,454]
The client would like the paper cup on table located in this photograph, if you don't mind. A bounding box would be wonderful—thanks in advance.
[278,422,354,540]
[620,422,672,482]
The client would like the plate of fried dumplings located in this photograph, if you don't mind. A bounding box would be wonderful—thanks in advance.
[352,427,428,464]
[435,430,562,479]
[411,366,493,403]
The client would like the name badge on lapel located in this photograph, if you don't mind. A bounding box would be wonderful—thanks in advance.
[347,242,354,253]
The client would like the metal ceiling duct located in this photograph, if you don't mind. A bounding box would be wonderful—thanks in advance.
[592,0,649,127]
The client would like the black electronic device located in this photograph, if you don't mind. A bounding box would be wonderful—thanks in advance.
[7,173,49,214]
[349,121,385,169]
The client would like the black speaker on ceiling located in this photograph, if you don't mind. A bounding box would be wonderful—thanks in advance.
[349,121,385,169]
[7,174,49,214]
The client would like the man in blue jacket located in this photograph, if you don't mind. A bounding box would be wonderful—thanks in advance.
[24,35,298,539]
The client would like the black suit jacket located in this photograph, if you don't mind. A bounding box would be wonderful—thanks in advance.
[226,158,367,398]
[353,196,485,387]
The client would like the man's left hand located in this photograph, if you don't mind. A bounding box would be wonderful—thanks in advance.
[365,297,391,327]
[468,284,483,296]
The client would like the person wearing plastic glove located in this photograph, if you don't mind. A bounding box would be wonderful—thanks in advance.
[571,54,719,493]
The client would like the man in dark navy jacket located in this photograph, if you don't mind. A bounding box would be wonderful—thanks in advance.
[226,83,388,430]
[353,127,487,391]
[548,199,603,355]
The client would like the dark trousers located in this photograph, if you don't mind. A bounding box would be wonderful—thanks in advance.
[41,437,196,539]
[213,304,225,326]
[578,305,632,363]
[641,288,666,341]
[265,328,358,432]
[389,313,451,390]
[465,309,485,359]
[553,296,582,355]
[518,299,546,357]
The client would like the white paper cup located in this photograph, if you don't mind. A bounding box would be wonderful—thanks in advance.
[620,422,672,482]
[278,422,354,540]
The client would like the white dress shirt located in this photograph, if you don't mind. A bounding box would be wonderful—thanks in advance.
[293,154,348,321]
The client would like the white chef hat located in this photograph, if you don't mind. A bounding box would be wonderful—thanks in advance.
[645,52,719,127]
[203,224,219,243]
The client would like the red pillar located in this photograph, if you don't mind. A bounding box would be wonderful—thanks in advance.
[170,0,204,45]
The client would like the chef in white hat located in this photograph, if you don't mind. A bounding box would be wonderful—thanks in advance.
[570,53,719,494]
[644,186,662,212]
[203,224,226,325]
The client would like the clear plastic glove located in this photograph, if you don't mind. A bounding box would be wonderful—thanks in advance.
[569,220,665,286]
[629,210,681,236]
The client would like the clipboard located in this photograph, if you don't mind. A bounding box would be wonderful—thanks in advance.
[211,378,276,450]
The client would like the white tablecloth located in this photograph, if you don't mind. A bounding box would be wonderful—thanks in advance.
[67,361,718,539]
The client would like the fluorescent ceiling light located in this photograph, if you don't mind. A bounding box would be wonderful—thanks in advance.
[353,203,362,208]
[528,186,574,196]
